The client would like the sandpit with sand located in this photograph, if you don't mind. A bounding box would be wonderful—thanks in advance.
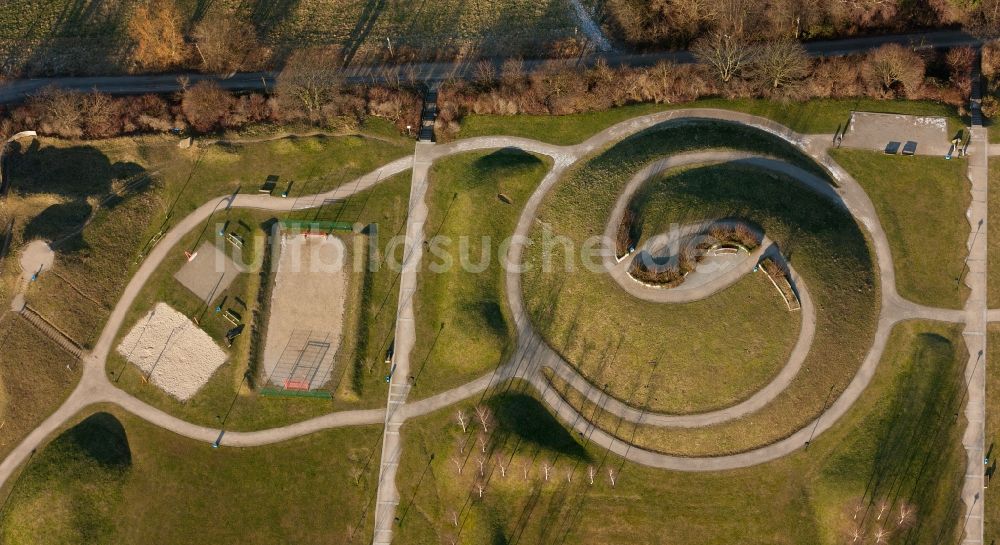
[261,234,348,390]
[117,302,228,401]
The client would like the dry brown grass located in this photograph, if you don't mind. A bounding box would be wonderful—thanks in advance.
[0,313,81,462]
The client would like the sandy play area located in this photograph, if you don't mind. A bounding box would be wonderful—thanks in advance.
[262,234,348,390]
[117,302,228,401]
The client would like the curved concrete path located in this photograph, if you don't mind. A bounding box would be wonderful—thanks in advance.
[0,109,973,498]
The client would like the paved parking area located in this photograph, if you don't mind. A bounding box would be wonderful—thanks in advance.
[840,111,953,156]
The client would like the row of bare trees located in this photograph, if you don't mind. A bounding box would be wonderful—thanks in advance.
[0,47,422,139]
[433,42,967,137]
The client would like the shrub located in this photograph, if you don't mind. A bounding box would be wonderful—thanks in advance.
[708,223,761,250]
[629,257,685,287]
[616,208,638,258]
[181,81,233,133]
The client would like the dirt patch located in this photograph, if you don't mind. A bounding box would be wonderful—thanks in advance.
[261,234,348,390]
[173,241,244,303]
[19,239,53,282]
[116,302,228,401]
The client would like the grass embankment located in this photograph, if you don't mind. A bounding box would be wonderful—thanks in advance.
[987,324,1000,544]
[108,170,412,430]
[831,149,970,309]
[989,161,1000,307]
[4,133,412,348]
[0,313,80,462]
[523,121,879,451]
[410,149,551,398]
[457,98,965,145]
[0,406,382,545]
[395,321,965,545]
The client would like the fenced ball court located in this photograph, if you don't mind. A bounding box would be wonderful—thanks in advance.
[260,222,352,397]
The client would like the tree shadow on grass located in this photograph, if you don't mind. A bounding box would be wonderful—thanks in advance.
[249,0,301,37]
[471,148,544,182]
[23,201,91,249]
[63,412,132,469]
[488,393,590,461]
[19,0,129,76]
[8,142,148,254]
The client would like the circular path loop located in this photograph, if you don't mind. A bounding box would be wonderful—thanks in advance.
[0,109,970,488]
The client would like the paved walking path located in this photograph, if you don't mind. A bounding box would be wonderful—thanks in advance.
[372,142,433,545]
[960,124,988,545]
[0,108,987,537]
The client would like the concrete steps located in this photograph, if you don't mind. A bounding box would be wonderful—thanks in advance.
[418,87,438,142]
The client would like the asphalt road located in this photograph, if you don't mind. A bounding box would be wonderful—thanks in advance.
[0,29,981,104]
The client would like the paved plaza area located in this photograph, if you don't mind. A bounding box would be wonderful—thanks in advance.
[840,111,952,156]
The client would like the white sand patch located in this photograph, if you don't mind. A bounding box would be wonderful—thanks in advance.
[262,234,347,389]
[117,302,228,401]
[19,239,54,282]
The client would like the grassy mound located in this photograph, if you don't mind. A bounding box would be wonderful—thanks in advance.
[395,321,965,545]
[411,149,551,398]
[1,407,382,545]
[1,413,130,545]
[523,121,875,428]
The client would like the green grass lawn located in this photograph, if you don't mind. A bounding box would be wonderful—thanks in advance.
[989,161,1000,307]
[523,121,879,452]
[0,313,81,463]
[410,149,551,399]
[0,406,382,545]
[108,170,412,430]
[395,320,965,545]
[457,98,965,146]
[986,325,1000,545]
[831,149,970,310]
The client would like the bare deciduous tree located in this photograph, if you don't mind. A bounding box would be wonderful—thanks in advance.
[474,60,497,89]
[30,87,83,138]
[751,39,810,90]
[127,1,186,71]
[181,81,232,133]
[475,405,492,433]
[861,44,925,98]
[691,31,755,84]
[456,409,468,432]
[588,466,595,485]
[451,456,463,475]
[608,468,616,487]
[276,47,343,122]
[500,58,526,90]
[495,455,507,477]
[192,12,262,74]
